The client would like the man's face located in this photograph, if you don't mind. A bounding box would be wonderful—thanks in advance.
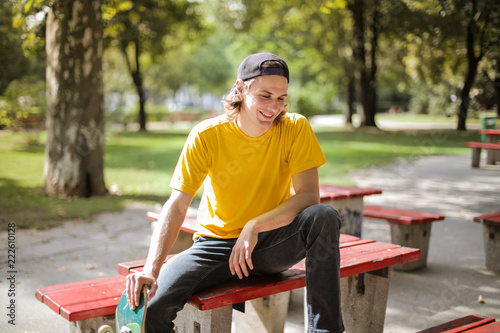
[237,75,288,137]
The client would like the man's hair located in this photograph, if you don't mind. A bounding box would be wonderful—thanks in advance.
[222,60,289,123]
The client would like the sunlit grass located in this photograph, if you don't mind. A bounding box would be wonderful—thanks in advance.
[0,122,478,229]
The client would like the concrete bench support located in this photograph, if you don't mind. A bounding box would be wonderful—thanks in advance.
[482,223,500,273]
[174,304,233,333]
[340,268,390,333]
[391,223,431,271]
[232,292,291,333]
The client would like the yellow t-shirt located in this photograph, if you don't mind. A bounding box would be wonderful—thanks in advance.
[169,113,327,239]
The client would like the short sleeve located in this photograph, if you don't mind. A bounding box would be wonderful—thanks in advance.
[287,115,327,176]
[169,127,210,196]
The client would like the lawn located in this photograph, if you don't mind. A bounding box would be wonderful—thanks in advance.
[0,122,479,229]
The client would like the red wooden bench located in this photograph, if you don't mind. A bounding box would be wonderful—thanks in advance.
[35,275,124,331]
[121,212,420,333]
[464,141,500,168]
[473,211,500,273]
[416,314,498,333]
[319,184,382,237]
[36,213,420,333]
[362,205,445,271]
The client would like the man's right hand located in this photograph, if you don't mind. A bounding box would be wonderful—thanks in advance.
[126,272,158,310]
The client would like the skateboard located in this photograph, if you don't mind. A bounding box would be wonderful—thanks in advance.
[98,287,148,333]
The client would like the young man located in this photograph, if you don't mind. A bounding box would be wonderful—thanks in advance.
[126,53,344,333]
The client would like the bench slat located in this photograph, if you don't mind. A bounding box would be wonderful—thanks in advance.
[319,184,382,201]
[473,211,500,226]
[36,276,126,322]
[465,141,500,149]
[61,297,122,322]
[363,205,445,225]
[466,321,500,332]
[416,314,496,333]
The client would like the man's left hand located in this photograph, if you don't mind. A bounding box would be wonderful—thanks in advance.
[229,222,258,279]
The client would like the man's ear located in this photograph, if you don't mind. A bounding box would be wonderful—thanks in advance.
[234,79,244,94]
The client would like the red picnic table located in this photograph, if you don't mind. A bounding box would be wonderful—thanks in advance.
[473,211,500,273]
[319,184,382,237]
[478,129,500,164]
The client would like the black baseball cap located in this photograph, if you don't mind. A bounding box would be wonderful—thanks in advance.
[237,53,290,83]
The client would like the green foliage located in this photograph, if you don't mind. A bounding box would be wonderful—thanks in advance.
[0,76,46,128]
[0,1,31,94]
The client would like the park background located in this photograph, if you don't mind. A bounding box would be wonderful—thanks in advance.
[1,0,499,228]
[1,1,500,332]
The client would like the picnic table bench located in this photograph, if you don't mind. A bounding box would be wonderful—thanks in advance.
[473,211,500,273]
[319,183,382,237]
[36,214,420,333]
[464,141,500,168]
[416,314,499,333]
[363,205,445,271]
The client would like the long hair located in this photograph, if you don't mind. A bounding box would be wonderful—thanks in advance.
[222,60,290,123]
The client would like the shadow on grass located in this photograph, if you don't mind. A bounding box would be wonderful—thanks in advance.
[0,177,166,230]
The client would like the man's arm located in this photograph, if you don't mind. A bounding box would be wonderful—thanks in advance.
[229,167,320,279]
[126,189,193,309]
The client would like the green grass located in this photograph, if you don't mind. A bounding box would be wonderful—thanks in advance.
[0,124,479,229]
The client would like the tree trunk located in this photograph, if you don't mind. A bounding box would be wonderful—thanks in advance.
[44,0,107,197]
[362,2,379,127]
[495,59,500,118]
[457,0,484,131]
[122,40,147,131]
[457,57,479,131]
[344,72,356,125]
[349,0,378,128]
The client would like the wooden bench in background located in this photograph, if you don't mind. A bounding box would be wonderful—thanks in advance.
[416,314,499,333]
[473,211,500,273]
[37,214,420,333]
[363,205,445,271]
[464,141,500,168]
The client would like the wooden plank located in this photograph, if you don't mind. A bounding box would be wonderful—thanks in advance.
[61,297,121,322]
[474,212,500,226]
[479,129,500,135]
[416,314,496,333]
[319,184,382,201]
[465,141,500,149]
[340,246,420,278]
[465,321,500,332]
[363,205,445,225]
[36,276,126,321]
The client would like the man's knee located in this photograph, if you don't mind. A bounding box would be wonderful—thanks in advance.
[304,204,342,231]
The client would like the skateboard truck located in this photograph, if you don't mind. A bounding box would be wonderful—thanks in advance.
[97,324,133,333]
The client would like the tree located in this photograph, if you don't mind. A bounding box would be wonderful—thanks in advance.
[103,0,203,131]
[44,0,107,197]
[455,0,500,130]
[0,1,30,95]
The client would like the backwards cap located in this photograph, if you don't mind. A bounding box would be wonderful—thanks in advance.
[237,53,289,83]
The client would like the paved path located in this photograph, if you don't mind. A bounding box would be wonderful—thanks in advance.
[1,154,499,332]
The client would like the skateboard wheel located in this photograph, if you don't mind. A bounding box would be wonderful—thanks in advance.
[98,325,114,333]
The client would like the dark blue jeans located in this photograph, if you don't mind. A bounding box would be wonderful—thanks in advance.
[146,204,344,333]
